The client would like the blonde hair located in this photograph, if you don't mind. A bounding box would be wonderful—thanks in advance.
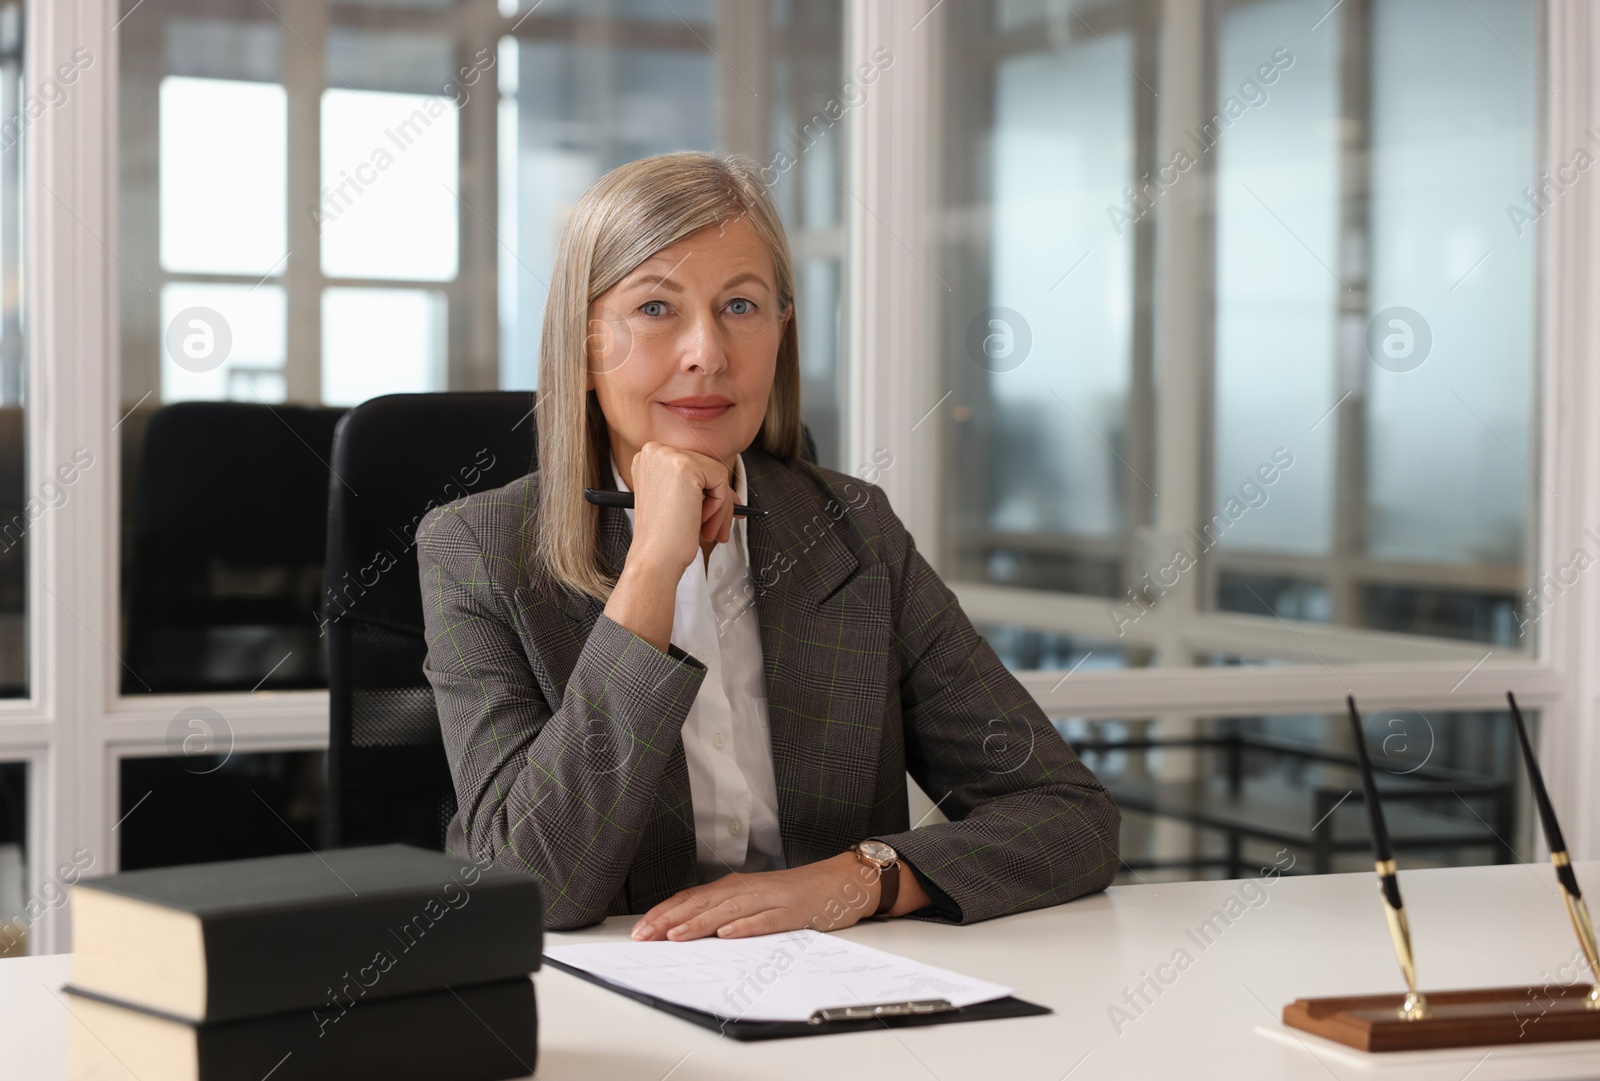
[534,151,805,604]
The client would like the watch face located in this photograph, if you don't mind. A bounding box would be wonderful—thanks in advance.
[858,840,896,864]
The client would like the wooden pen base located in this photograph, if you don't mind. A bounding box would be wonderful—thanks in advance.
[1284,984,1600,1052]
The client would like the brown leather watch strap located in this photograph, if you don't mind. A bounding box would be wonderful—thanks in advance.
[874,859,900,916]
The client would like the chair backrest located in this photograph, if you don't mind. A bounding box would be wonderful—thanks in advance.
[125,401,347,693]
[324,392,536,850]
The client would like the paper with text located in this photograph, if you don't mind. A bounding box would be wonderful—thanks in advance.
[545,929,1015,1023]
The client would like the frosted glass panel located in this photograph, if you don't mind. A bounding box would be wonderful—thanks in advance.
[988,36,1135,539]
[1212,0,1340,555]
[798,257,842,464]
[935,0,1542,662]
[159,77,286,276]
[321,287,446,406]
[320,89,459,282]
[1365,0,1536,565]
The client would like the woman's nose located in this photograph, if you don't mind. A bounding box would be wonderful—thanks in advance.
[679,310,728,373]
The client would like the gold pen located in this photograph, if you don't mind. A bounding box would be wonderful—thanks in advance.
[1347,695,1428,1020]
[1507,691,1600,1008]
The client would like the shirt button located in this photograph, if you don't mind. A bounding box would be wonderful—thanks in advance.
[714,566,725,580]
[713,731,726,749]
[729,818,742,835]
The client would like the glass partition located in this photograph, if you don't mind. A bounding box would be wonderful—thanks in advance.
[934,0,1543,668]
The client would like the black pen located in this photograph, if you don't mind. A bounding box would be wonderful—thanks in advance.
[584,488,766,517]
[1507,690,1600,1006]
[1347,695,1428,1020]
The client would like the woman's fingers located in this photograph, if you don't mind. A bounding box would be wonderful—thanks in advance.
[679,447,735,545]
[628,443,738,572]
[663,891,757,941]
[633,884,744,941]
[699,484,726,543]
[713,908,787,939]
[706,496,734,545]
[632,888,715,940]
[633,889,752,940]
[628,444,708,574]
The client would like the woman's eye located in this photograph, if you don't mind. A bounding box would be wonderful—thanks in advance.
[726,298,755,315]
[639,301,668,317]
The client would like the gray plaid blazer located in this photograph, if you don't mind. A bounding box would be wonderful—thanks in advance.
[417,445,1120,931]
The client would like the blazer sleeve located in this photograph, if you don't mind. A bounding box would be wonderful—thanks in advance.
[417,503,708,931]
[857,483,1122,925]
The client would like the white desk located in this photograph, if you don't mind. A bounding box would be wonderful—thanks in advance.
[5,862,1600,1080]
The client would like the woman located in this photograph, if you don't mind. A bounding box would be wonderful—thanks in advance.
[418,151,1120,939]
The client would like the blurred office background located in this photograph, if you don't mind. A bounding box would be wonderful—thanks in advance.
[1,0,1581,952]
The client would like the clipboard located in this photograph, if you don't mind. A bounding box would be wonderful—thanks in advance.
[545,956,1053,1041]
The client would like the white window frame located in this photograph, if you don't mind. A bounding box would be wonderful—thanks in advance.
[6,0,1596,953]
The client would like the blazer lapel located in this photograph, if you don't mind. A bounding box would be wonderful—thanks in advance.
[742,449,892,870]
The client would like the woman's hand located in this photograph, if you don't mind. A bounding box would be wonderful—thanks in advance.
[627,441,737,577]
[631,852,885,941]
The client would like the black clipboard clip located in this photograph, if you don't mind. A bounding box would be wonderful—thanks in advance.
[809,998,955,1024]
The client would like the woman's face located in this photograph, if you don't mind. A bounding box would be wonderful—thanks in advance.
[586,215,788,485]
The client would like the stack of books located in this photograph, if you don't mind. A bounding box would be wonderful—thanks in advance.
[63,844,543,1081]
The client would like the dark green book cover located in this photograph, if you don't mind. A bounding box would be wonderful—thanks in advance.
[71,844,542,1022]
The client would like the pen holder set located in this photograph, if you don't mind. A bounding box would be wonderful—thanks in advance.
[1282,693,1600,1053]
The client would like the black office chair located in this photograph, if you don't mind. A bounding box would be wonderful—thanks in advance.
[125,401,347,693]
[325,400,818,850]
[324,392,537,850]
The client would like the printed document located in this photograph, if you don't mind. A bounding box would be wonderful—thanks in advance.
[545,929,1014,1023]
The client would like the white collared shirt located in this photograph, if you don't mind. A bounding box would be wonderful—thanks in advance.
[611,452,787,882]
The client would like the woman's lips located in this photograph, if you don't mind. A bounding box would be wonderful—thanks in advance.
[661,401,732,421]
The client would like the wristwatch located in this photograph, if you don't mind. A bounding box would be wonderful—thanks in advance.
[849,840,900,916]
